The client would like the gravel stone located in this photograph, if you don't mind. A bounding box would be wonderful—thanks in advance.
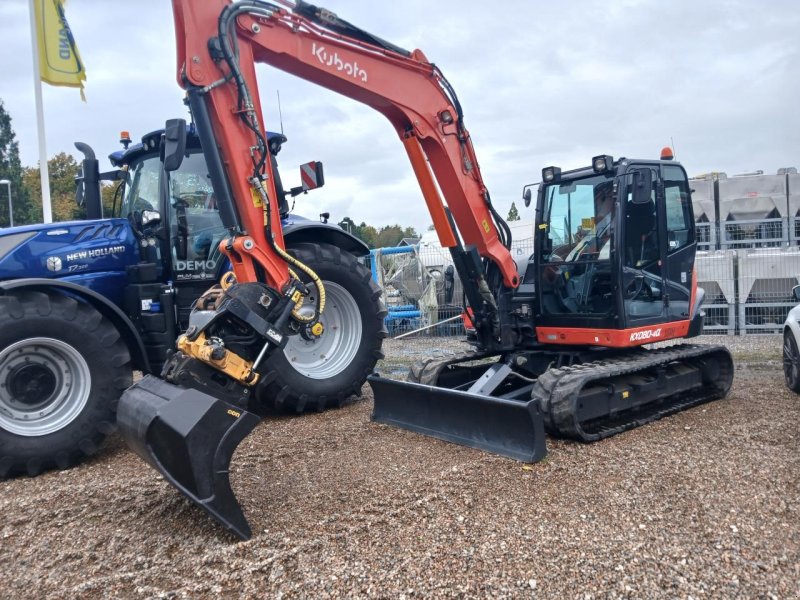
[0,335,797,598]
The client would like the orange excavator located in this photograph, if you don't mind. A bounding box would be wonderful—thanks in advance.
[118,0,734,540]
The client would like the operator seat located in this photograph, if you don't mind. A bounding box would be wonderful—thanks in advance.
[625,200,656,267]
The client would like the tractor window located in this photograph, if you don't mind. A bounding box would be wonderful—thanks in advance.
[663,165,693,252]
[120,155,160,216]
[168,152,227,281]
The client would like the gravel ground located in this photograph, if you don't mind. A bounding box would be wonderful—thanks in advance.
[1,335,798,599]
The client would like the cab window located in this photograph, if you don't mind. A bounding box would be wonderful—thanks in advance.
[662,165,693,251]
[168,152,227,281]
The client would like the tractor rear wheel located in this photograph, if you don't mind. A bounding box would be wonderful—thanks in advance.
[255,243,387,413]
[0,290,132,477]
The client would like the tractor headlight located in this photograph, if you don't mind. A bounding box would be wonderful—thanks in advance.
[542,166,561,184]
[592,155,613,174]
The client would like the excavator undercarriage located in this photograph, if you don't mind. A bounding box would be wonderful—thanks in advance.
[371,344,733,464]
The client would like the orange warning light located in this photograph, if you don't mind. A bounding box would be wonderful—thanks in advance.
[660,146,674,160]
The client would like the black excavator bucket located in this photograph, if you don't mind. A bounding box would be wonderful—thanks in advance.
[369,375,547,463]
[117,375,261,540]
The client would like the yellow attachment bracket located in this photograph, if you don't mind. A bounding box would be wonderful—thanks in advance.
[177,333,259,386]
[220,271,237,290]
[311,322,324,336]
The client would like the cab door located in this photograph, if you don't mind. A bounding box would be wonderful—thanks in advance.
[658,164,696,321]
[165,151,229,328]
[620,164,695,328]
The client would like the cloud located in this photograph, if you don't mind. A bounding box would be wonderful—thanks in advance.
[0,0,797,233]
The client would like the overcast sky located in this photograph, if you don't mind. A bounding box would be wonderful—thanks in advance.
[0,0,797,232]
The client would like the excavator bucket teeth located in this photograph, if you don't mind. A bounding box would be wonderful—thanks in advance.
[368,375,547,463]
[118,375,260,540]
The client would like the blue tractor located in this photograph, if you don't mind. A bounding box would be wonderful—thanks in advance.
[0,123,385,477]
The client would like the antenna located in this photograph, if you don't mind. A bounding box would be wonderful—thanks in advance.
[670,136,676,157]
[277,90,284,135]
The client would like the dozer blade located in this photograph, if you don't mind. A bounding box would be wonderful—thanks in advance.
[368,375,547,463]
[117,375,261,540]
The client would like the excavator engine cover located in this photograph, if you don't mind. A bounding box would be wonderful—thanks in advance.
[118,375,260,540]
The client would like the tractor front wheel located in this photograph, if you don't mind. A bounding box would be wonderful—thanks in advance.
[0,290,132,477]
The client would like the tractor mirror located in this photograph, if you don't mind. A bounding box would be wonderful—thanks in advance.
[793,284,800,302]
[299,161,325,191]
[631,169,653,204]
[163,118,187,172]
[141,210,162,228]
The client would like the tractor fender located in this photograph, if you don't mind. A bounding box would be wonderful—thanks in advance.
[282,218,370,256]
[0,278,150,373]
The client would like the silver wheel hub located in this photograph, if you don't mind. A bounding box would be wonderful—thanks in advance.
[0,337,91,436]
[283,281,362,379]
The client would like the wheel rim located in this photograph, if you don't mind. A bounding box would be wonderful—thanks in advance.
[784,334,800,385]
[283,281,363,379]
[0,337,91,436]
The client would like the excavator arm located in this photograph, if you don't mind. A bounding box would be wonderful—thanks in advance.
[172,0,519,291]
[119,0,528,540]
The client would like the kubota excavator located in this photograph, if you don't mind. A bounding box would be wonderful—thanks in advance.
[118,0,734,540]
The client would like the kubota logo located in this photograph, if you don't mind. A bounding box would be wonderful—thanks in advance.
[312,42,368,82]
[630,328,662,342]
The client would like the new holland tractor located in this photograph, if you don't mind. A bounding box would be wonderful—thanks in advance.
[0,125,385,478]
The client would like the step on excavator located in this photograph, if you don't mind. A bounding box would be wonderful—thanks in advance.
[118,0,734,540]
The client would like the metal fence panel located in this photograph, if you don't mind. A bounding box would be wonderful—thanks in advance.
[737,247,800,333]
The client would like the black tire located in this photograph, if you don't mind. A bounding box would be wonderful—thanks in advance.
[255,243,387,413]
[0,290,132,477]
[783,330,800,393]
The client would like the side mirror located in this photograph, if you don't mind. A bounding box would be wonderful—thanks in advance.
[631,168,653,204]
[141,210,162,228]
[523,186,533,208]
[793,284,800,302]
[163,118,187,172]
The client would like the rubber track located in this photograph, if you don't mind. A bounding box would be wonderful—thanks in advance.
[407,350,500,386]
[532,344,734,442]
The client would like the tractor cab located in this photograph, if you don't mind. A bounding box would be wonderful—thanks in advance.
[527,154,699,346]
[85,122,329,328]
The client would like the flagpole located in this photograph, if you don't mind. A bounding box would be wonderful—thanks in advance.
[27,0,53,224]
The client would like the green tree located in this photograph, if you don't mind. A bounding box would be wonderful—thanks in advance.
[23,152,83,222]
[336,216,418,248]
[376,224,405,247]
[356,221,378,248]
[0,99,33,226]
[507,201,520,221]
[101,180,124,216]
[402,226,418,240]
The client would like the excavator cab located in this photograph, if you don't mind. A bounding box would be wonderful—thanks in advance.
[534,157,700,339]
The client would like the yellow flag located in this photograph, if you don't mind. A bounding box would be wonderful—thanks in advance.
[33,0,86,100]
